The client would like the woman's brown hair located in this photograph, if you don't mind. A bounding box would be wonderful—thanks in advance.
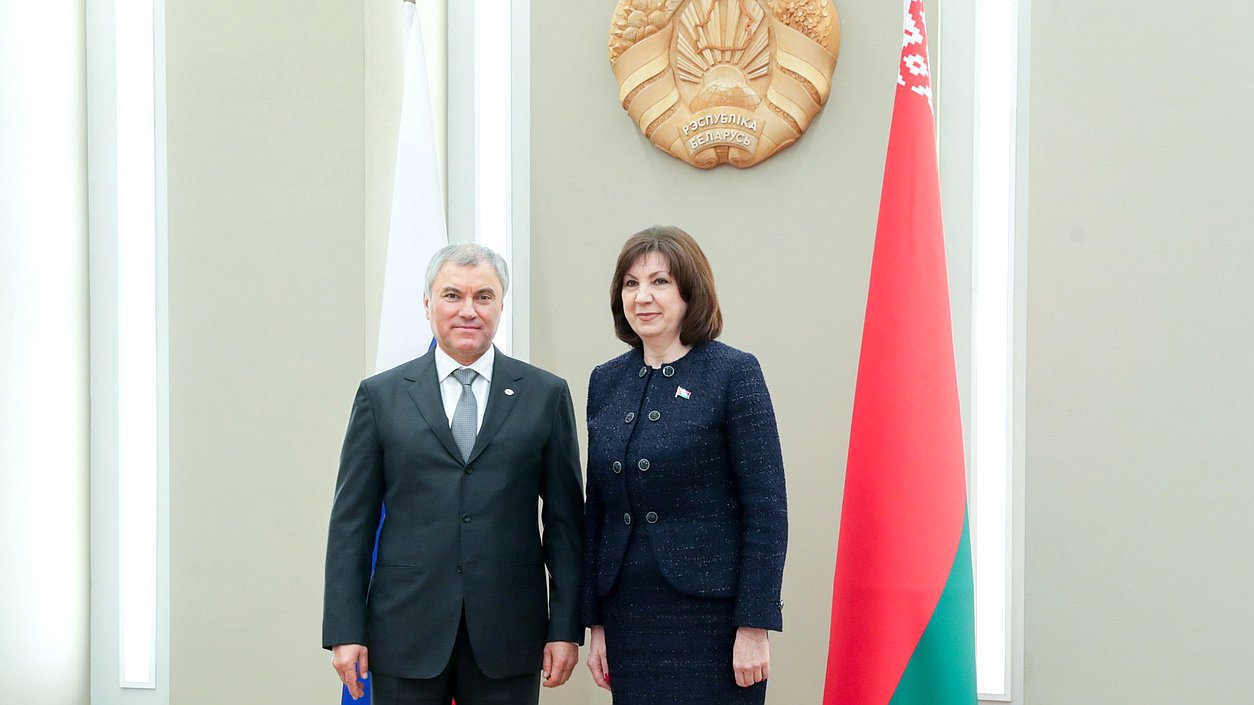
[610,225,723,348]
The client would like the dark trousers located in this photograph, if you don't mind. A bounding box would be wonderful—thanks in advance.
[371,611,540,705]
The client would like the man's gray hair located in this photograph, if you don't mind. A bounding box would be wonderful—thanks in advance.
[424,242,510,297]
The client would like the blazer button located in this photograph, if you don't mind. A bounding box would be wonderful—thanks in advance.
[456,564,463,574]
[662,365,675,377]
[638,366,648,377]
[645,511,658,524]
[647,410,661,421]
[464,467,473,474]
[637,458,650,471]
[623,513,632,525]
[462,514,472,523]
[612,461,622,473]
[624,412,636,423]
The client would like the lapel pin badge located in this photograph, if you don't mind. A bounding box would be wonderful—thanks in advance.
[675,386,691,400]
[504,388,515,396]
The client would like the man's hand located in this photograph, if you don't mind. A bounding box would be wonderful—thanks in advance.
[585,625,611,691]
[332,644,370,700]
[542,641,579,688]
[732,627,770,688]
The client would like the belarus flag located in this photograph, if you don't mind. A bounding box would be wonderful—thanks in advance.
[823,1,977,704]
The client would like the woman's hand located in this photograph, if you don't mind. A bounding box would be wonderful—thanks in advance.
[586,625,611,690]
[732,626,770,688]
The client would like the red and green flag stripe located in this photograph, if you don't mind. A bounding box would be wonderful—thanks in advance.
[823,1,977,703]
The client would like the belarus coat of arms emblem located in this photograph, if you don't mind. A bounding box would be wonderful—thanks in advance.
[609,0,840,169]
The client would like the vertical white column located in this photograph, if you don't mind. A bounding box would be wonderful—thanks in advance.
[0,2,92,704]
[474,0,513,355]
[508,0,531,361]
[938,0,1025,700]
[448,0,530,360]
[115,0,159,688]
[972,0,1021,699]
[86,0,169,699]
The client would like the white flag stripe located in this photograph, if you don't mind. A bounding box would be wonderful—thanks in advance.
[376,2,448,373]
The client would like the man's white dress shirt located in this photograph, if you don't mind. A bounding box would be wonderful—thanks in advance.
[433,345,493,433]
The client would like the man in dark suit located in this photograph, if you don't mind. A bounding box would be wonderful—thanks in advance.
[323,243,584,705]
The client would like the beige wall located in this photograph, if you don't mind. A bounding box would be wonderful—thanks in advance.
[1023,1,1254,703]
[164,0,367,702]
[159,0,1254,704]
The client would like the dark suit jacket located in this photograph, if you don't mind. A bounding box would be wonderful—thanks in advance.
[581,340,788,630]
[323,348,584,679]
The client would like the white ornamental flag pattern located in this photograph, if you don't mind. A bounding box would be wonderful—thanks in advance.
[897,0,933,111]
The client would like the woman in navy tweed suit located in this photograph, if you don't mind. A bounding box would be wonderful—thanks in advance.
[582,226,788,704]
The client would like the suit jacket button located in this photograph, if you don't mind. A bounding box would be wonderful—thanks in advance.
[637,458,650,471]
[456,564,463,574]
[662,365,675,377]
[623,513,632,525]
[464,467,472,474]
[624,412,636,423]
[612,461,622,473]
[645,511,658,524]
[638,366,648,377]
[647,410,661,421]
[462,514,472,523]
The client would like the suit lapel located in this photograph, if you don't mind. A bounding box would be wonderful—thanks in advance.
[465,350,524,466]
[403,353,464,464]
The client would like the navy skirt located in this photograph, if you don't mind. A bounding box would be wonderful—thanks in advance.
[600,529,767,705]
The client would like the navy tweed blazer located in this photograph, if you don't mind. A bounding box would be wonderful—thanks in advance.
[581,340,787,630]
